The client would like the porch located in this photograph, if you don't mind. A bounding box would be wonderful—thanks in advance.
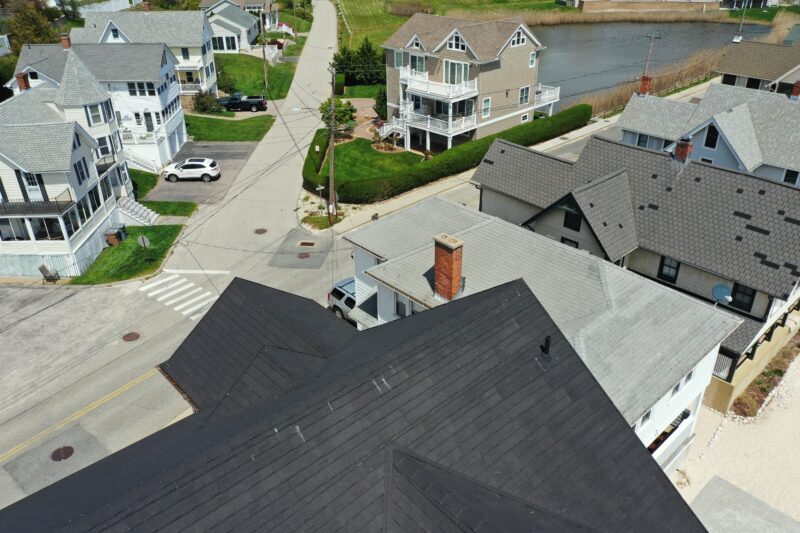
[399,66,479,101]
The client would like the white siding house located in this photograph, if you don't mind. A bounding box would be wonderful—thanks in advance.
[207,1,260,53]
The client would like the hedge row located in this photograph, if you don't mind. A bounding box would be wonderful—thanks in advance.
[302,127,330,193]
[304,104,592,204]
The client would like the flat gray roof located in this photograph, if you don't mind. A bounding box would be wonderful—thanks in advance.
[357,198,741,423]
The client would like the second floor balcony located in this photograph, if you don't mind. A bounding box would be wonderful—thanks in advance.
[0,189,74,218]
[534,84,560,108]
[399,66,478,101]
[95,153,118,177]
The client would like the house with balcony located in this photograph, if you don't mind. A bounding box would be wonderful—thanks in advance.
[472,135,800,412]
[71,11,217,105]
[0,51,156,278]
[380,14,560,151]
[205,0,260,53]
[618,82,800,187]
[6,37,186,172]
[717,40,800,95]
[344,197,741,474]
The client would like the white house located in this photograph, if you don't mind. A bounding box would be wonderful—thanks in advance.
[618,82,800,187]
[344,197,741,474]
[6,37,186,172]
[206,0,259,53]
[0,35,10,57]
[0,52,157,278]
[71,11,217,104]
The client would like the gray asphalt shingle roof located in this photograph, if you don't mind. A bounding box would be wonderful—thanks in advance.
[0,86,63,124]
[55,50,108,106]
[474,136,800,304]
[353,198,741,423]
[0,123,78,172]
[617,83,800,172]
[211,17,242,35]
[213,3,258,29]
[717,40,800,82]
[13,44,68,83]
[0,278,707,531]
[72,12,208,48]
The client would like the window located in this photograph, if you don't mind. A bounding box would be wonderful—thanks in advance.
[560,237,579,248]
[730,283,755,313]
[636,133,649,148]
[395,293,407,317]
[481,97,491,118]
[518,86,530,105]
[73,159,88,185]
[684,370,693,385]
[212,36,223,50]
[155,112,162,126]
[111,28,119,39]
[443,60,468,85]
[657,256,680,283]
[73,134,81,149]
[563,209,581,232]
[529,51,538,68]
[137,82,146,96]
[147,82,156,96]
[0,218,30,241]
[746,77,761,89]
[700,157,713,164]
[161,50,167,67]
[394,50,403,68]
[210,61,215,75]
[29,71,38,80]
[447,32,466,51]
[134,112,142,125]
[100,176,112,200]
[88,186,101,211]
[510,29,526,47]
[201,43,206,55]
[186,72,194,83]
[671,382,681,397]
[640,410,651,426]
[96,136,111,156]
[409,55,425,73]
[77,196,91,222]
[784,169,799,185]
[87,104,102,125]
[410,37,420,49]
[24,172,37,189]
[704,124,719,149]
[205,65,210,78]
[64,209,79,236]
[128,82,137,96]
[721,73,736,86]
[181,47,189,60]
[225,36,236,50]
[521,113,529,123]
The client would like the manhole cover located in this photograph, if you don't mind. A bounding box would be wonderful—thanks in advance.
[298,241,316,247]
[122,332,140,342]
[297,253,311,259]
[254,228,268,235]
[51,446,74,462]
[559,136,570,140]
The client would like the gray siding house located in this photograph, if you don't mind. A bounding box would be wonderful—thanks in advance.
[617,83,800,187]
[472,136,800,411]
[717,40,800,95]
[379,14,559,151]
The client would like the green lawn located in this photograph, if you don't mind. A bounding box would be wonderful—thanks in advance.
[302,214,343,229]
[284,35,307,57]
[320,139,422,183]
[280,12,313,33]
[185,114,274,142]
[130,169,158,198]
[728,5,800,22]
[141,201,198,217]
[344,84,383,98]
[215,54,295,100]
[71,225,183,284]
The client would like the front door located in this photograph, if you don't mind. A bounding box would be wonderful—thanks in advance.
[144,113,154,132]
[24,172,43,201]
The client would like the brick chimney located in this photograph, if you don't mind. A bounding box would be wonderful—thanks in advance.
[791,81,800,101]
[433,233,463,301]
[15,72,30,92]
[674,136,693,162]
[142,1,151,10]
[59,34,71,49]
[639,75,652,96]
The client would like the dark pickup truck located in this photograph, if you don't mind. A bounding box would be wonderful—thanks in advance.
[217,93,268,112]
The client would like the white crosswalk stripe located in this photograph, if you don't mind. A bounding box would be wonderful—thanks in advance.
[138,274,217,319]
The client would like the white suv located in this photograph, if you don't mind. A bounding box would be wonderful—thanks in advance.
[162,158,221,183]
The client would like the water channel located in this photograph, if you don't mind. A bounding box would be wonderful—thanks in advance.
[535,21,770,107]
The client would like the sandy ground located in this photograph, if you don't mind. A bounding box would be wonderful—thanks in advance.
[674,355,800,521]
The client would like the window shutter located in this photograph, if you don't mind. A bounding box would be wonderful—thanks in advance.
[35,174,48,201]
[0,175,7,202]
[84,106,92,126]
[14,169,30,202]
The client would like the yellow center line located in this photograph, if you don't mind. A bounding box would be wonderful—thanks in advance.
[0,368,159,465]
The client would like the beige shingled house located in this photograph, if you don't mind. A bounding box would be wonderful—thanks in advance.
[379,14,560,151]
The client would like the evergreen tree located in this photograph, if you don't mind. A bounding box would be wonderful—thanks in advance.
[8,0,59,56]
[373,85,387,120]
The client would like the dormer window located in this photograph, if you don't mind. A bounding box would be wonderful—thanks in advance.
[447,32,466,51]
[111,28,119,39]
[511,29,526,47]
[28,71,39,80]
[410,37,421,49]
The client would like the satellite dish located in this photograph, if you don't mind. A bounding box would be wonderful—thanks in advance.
[712,284,732,305]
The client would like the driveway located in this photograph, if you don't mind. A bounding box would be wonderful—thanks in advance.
[144,141,257,204]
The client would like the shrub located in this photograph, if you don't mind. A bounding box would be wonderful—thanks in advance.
[193,90,222,114]
[732,395,759,417]
[373,85,387,120]
[217,69,235,94]
[303,104,592,204]
[334,73,345,95]
[302,128,330,192]
[319,97,356,131]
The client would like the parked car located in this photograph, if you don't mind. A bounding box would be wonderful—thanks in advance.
[216,93,267,112]
[328,277,356,322]
[162,158,221,182]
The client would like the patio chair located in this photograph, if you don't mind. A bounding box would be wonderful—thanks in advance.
[38,264,60,284]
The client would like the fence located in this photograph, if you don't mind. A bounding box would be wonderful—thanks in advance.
[79,0,141,16]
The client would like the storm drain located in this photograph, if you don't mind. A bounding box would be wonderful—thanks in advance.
[254,228,268,235]
[298,241,316,247]
[51,446,74,462]
[123,332,141,342]
[297,253,311,259]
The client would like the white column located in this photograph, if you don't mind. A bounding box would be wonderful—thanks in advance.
[447,136,452,149]
[548,103,554,117]
[404,126,410,150]
[59,216,74,253]
[448,102,452,127]
[425,130,430,151]
[24,218,35,242]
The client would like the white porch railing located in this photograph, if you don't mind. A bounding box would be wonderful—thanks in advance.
[126,150,160,173]
[534,84,560,108]
[179,82,203,93]
[399,67,478,100]
[406,111,477,135]
[121,130,157,145]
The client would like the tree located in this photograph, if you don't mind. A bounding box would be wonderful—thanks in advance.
[7,0,59,56]
[355,37,384,85]
[193,91,222,114]
[373,85,387,120]
[319,97,356,134]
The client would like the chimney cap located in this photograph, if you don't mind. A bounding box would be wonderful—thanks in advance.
[434,233,463,250]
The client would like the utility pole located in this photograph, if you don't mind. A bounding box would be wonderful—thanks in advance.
[642,34,661,78]
[260,10,268,97]
[328,66,336,225]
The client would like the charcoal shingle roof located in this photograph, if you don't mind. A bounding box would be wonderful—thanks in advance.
[0,278,705,532]
[717,40,800,82]
[473,136,800,301]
